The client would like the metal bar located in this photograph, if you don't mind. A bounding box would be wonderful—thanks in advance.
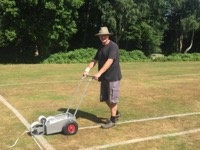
[65,77,84,113]
[73,77,93,116]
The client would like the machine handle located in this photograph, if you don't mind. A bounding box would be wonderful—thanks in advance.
[82,75,94,79]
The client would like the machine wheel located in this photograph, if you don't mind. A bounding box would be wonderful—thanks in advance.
[30,121,45,135]
[38,116,46,124]
[62,121,78,135]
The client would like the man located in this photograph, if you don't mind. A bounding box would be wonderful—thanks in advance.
[83,26,122,129]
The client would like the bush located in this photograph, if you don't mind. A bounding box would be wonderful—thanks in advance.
[43,48,96,64]
[191,53,200,61]
[43,48,148,64]
[119,49,130,62]
[151,53,200,62]
[166,53,200,61]
[129,50,147,61]
[42,48,200,64]
[119,49,147,62]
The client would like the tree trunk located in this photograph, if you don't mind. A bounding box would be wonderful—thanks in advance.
[184,30,194,54]
[81,1,91,48]
[179,34,183,53]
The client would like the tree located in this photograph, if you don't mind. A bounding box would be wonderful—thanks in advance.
[181,15,199,53]
[0,0,83,63]
[164,0,200,54]
[180,0,200,53]
[73,0,101,49]
[126,0,168,55]
[95,0,139,44]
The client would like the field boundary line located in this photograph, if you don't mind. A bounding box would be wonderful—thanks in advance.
[79,112,200,130]
[0,95,55,150]
[80,128,200,150]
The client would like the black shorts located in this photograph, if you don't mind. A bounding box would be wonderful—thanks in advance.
[100,81,120,103]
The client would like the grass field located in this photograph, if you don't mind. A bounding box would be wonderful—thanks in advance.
[0,62,200,150]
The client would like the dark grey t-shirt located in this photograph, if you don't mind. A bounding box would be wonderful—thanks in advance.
[94,41,122,82]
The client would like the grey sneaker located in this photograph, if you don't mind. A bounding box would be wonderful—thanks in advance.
[101,120,116,129]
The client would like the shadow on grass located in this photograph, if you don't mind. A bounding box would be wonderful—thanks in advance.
[58,108,106,124]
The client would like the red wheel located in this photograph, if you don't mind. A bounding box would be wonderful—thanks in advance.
[68,124,76,133]
[62,121,78,135]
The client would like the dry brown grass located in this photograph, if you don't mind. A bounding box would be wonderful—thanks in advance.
[0,62,200,150]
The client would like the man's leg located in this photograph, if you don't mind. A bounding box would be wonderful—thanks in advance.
[109,102,118,123]
[101,81,120,129]
[106,101,118,117]
[105,101,121,121]
[101,102,118,129]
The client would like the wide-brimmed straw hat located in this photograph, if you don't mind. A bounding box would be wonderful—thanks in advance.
[95,27,112,36]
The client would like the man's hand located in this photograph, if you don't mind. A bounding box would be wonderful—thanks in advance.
[83,71,89,77]
[93,72,101,80]
[83,67,90,77]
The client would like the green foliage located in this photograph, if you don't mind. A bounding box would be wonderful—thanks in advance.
[43,48,148,64]
[0,0,200,64]
[119,49,147,62]
[43,48,200,64]
[5,29,16,42]
[125,22,163,55]
[164,0,200,53]
[141,22,162,53]
[0,0,18,46]
[0,0,84,60]
[167,53,200,61]
[152,53,200,62]
[96,0,138,42]
[42,47,200,64]
[43,48,97,64]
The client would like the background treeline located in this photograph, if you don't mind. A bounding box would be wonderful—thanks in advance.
[0,0,200,63]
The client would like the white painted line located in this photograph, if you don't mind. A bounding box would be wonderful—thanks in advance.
[118,112,200,125]
[0,95,55,150]
[80,128,200,150]
[79,112,200,130]
[79,125,100,130]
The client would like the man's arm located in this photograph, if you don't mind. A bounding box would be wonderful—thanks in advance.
[83,59,97,76]
[87,59,97,69]
[94,58,113,80]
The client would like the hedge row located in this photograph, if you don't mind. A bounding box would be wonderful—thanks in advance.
[42,48,200,64]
